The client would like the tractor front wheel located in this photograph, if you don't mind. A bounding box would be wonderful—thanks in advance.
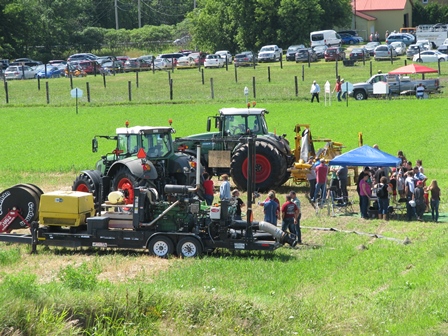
[111,167,139,204]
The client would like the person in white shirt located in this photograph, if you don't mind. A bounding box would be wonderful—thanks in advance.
[310,80,320,103]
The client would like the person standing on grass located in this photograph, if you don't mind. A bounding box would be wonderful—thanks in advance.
[231,189,245,220]
[414,181,426,221]
[405,171,416,221]
[281,195,299,236]
[427,180,441,222]
[263,192,279,225]
[310,80,320,103]
[359,173,372,219]
[289,191,302,244]
[219,174,231,201]
[203,172,215,205]
[337,165,348,201]
[312,159,328,205]
[333,78,342,102]
[306,156,317,199]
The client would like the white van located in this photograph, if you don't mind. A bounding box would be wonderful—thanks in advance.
[310,30,341,47]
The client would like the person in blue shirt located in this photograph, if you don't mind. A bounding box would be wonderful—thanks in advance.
[219,174,231,201]
[263,192,279,225]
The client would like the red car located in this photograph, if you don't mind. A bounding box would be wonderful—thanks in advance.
[324,47,346,62]
[78,60,102,74]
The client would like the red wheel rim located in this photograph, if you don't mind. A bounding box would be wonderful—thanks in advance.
[75,184,90,193]
[241,154,272,183]
[117,178,134,204]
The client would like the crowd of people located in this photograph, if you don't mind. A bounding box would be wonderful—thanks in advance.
[354,152,441,222]
[200,150,441,246]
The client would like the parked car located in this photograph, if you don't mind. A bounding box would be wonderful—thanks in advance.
[35,65,61,78]
[101,60,124,73]
[137,55,154,65]
[116,56,130,63]
[413,50,448,63]
[204,54,225,68]
[295,48,318,62]
[386,33,415,46]
[10,58,42,67]
[286,45,305,61]
[234,52,255,67]
[0,59,9,70]
[176,56,197,69]
[79,60,102,74]
[123,58,140,72]
[96,56,116,65]
[340,33,360,45]
[324,47,345,61]
[390,42,407,56]
[189,52,207,66]
[49,60,66,66]
[437,44,448,55]
[374,45,397,60]
[67,53,97,62]
[312,45,328,59]
[364,42,380,56]
[406,43,425,59]
[4,65,36,79]
[349,48,370,61]
[215,50,232,63]
[152,58,172,70]
[157,53,185,66]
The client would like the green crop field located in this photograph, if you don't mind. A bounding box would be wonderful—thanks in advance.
[0,59,447,335]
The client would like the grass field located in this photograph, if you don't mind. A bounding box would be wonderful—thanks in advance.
[0,57,448,335]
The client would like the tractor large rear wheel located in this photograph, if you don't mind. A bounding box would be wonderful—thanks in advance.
[230,141,285,192]
[72,171,101,211]
[111,167,139,204]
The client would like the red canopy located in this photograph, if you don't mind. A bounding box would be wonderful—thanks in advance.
[388,64,438,75]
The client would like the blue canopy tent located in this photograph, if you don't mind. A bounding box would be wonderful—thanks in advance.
[329,145,401,167]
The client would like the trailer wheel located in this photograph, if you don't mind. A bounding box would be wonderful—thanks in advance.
[112,167,138,204]
[177,237,203,258]
[148,236,174,258]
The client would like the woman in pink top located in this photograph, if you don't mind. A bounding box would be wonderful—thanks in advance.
[359,173,372,219]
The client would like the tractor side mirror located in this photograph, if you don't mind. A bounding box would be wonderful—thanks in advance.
[207,118,211,132]
[92,138,98,153]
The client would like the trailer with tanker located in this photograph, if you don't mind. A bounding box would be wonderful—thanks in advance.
[0,139,298,257]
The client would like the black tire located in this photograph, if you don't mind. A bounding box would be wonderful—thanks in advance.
[148,236,174,258]
[354,90,367,101]
[72,172,101,211]
[176,237,203,258]
[416,58,423,63]
[111,167,139,205]
[230,141,286,192]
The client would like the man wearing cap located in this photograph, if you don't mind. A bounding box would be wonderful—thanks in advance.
[310,80,320,103]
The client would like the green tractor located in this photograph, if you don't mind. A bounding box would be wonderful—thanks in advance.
[73,123,199,209]
[174,107,294,192]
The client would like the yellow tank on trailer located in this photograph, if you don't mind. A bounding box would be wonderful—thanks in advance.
[39,191,95,227]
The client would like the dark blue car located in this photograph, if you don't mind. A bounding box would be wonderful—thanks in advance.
[35,65,61,78]
[340,33,360,45]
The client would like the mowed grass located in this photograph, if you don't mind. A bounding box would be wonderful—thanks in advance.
[1,58,448,335]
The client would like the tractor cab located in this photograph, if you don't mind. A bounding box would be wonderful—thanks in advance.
[207,108,269,136]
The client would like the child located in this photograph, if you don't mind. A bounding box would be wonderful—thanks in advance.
[231,189,245,220]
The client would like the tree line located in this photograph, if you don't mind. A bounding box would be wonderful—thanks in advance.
[0,0,446,62]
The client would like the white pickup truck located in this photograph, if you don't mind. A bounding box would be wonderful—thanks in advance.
[258,45,282,62]
[349,74,440,100]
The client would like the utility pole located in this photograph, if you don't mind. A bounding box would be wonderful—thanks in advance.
[115,0,119,30]
[138,0,142,28]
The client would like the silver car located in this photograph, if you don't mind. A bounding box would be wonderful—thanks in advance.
[4,65,36,79]
[373,45,397,61]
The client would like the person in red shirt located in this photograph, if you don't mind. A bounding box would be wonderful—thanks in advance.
[312,159,329,205]
[281,195,299,235]
[202,172,214,205]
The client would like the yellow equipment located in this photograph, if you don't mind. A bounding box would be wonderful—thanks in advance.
[288,124,345,184]
[39,191,95,227]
